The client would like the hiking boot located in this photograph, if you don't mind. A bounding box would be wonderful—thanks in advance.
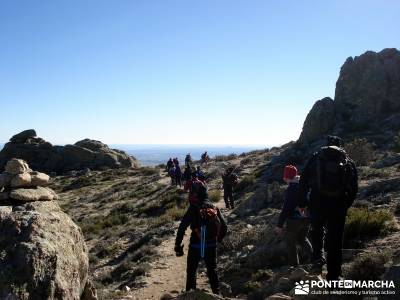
[311,258,326,272]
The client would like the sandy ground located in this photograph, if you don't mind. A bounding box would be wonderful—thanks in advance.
[125,192,227,300]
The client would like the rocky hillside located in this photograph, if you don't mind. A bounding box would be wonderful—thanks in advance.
[3,48,400,300]
[49,150,271,299]
[0,129,139,174]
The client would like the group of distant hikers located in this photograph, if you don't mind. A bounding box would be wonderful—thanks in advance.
[165,154,207,187]
[172,135,358,295]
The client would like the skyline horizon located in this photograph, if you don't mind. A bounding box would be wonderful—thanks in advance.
[1,1,399,145]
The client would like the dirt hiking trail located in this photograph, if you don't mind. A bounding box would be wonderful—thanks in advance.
[126,194,228,300]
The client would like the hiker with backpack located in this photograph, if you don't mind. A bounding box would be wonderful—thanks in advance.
[185,153,192,167]
[195,165,206,182]
[168,164,176,185]
[298,136,358,280]
[184,172,206,206]
[275,165,312,266]
[175,163,183,187]
[183,165,192,184]
[201,151,210,165]
[166,158,174,172]
[174,182,227,294]
[222,167,238,209]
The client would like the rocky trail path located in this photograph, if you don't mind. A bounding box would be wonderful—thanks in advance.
[125,189,228,300]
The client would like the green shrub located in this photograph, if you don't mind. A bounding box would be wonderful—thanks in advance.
[235,175,256,193]
[251,269,273,282]
[208,189,221,203]
[344,208,395,246]
[214,153,238,161]
[81,210,130,235]
[254,165,266,178]
[62,176,96,191]
[344,251,390,280]
[345,138,375,166]
[139,166,159,176]
[393,131,400,152]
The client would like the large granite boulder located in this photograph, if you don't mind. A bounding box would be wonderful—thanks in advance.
[298,97,336,143]
[0,201,96,299]
[0,131,139,173]
[335,48,400,124]
[9,129,37,143]
[298,48,400,144]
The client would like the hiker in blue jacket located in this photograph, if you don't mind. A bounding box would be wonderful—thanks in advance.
[275,165,312,266]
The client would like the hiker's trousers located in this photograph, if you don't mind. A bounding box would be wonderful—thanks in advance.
[285,218,313,266]
[223,187,234,208]
[186,245,219,293]
[310,204,347,280]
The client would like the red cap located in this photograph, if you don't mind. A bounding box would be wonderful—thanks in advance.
[283,165,297,180]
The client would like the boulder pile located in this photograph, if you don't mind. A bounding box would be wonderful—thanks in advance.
[0,158,57,202]
[0,158,97,299]
[0,129,139,174]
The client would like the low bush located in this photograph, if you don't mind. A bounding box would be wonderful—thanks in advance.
[214,153,238,162]
[139,166,159,176]
[393,131,400,152]
[344,251,390,280]
[81,210,130,235]
[208,189,221,203]
[62,176,97,191]
[344,208,395,246]
[345,138,375,166]
[235,175,256,193]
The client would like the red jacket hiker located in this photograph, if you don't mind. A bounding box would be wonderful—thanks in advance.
[184,177,206,205]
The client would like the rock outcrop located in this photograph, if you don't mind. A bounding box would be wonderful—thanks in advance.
[0,130,139,174]
[0,159,97,299]
[0,158,56,202]
[299,48,400,144]
[298,97,336,143]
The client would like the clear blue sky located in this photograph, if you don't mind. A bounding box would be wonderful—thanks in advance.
[0,0,399,146]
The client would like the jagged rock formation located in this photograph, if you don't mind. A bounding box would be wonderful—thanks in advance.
[0,159,97,299]
[299,48,400,144]
[0,129,139,174]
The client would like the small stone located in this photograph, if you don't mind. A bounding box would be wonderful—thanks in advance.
[160,293,174,300]
[30,171,50,186]
[10,187,56,202]
[5,159,31,175]
[266,293,292,300]
[220,282,232,297]
[289,268,308,282]
[11,173,32,188]
[123,286,130,292]
[275,277,292,292]
[0,173,13,188]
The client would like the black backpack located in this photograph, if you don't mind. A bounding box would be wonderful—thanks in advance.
[316,146,352,198]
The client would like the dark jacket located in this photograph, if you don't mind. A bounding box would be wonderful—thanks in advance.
[277,180,304,228]
[175,200,228,247]
[298,149,358,210]
[222,172,238,189]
